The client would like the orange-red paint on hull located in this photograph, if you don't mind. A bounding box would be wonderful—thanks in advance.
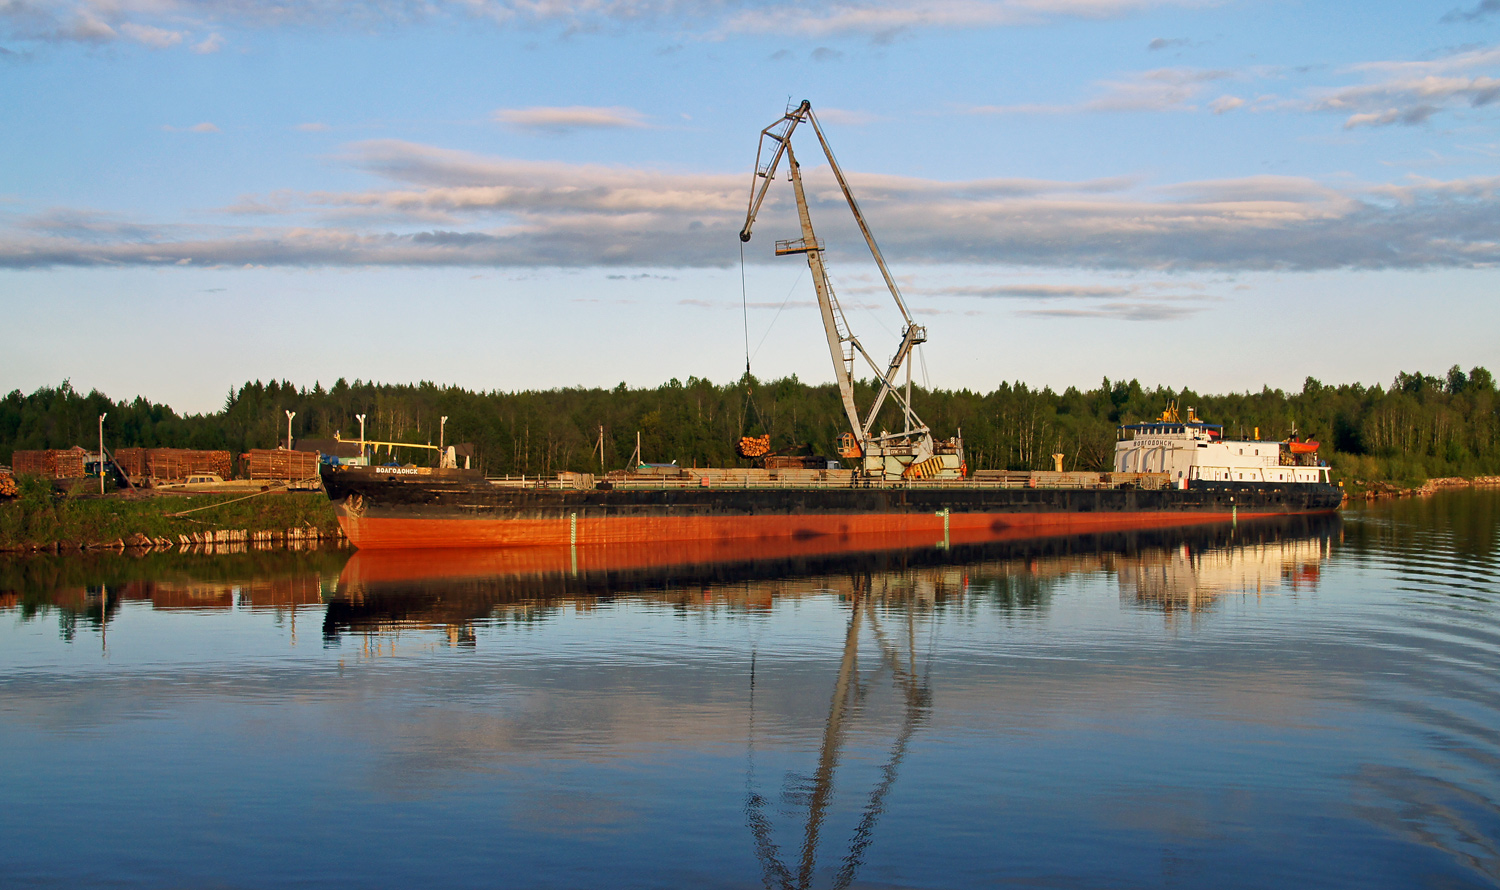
[337,509,1311,553]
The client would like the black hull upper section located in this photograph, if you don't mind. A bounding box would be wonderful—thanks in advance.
[322,468,1343,521]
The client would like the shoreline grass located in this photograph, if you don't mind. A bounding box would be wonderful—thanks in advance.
[0,482,339,551]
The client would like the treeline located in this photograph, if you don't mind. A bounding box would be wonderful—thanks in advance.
[2,365,1497,485]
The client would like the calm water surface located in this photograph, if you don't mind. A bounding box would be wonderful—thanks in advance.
[2,493,1499,888]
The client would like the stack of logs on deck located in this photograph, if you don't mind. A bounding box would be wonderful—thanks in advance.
[242,449,320,481]
[115,448,233,482]
[11,448,87,479]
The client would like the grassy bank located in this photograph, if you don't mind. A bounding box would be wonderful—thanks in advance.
[0,479,339,550]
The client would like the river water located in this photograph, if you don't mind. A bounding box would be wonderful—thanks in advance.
[2,492,1498,889]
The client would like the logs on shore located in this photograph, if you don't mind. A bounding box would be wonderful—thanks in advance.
[115,448,233,482]
[12,449,87,479]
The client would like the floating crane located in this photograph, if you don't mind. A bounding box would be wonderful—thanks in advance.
[740,100,965,480]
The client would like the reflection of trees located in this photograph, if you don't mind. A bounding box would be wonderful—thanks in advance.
[745,579,932,890]
[1343,488,1500,573]
[0,548,347,637]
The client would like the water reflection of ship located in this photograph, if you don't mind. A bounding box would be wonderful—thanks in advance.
[323,513,1340,641]
[1115,515,1337,615]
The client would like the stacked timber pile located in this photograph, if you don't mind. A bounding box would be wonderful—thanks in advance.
[116,448,233,482]
[113,448,146,478]
[736,434,771,458]
[242,449,320,483]
[0,470,16,498]
[12,448,87,479]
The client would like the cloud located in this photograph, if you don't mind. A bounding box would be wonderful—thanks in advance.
[1310,45,1500,128]
[970,66,1236,114]
[911,283,1136,298]
[1343,106,1441,129]
[192,32,224,53]
[903,280,1216,320]
[1,0,1210,50]
[13,141,1500,273]
[1147,37,1189,51]
[810,46,843,62]
[1442,0,1500,22]
[162,122,221,133]
[295,122,331,132]
[53,14,116,43]
[1019,302,1199,321]
[118,21,183,47]
[962,44,1500,129]
[493,106,649,133]
[814,107,884,126]
[719,0,1204,38]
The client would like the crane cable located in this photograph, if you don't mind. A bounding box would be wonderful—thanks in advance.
[738,242,770,438]
[740,241,751,376]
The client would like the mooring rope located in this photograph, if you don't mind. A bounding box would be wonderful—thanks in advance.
[163,481,293,517]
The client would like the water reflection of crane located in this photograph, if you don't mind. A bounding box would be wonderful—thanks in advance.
[745,576,934,889]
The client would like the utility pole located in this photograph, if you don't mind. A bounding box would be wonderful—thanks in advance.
[285,410,296,450]
[440,416,448,467]
[356,414,367,464]
[98,413,107,495]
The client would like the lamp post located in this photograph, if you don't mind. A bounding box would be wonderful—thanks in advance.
[356,414,367,464]
[98,413,107,495]
[285,410,296,451]
[440,416,448,467]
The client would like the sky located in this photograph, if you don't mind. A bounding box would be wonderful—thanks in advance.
[5,0,1500,413]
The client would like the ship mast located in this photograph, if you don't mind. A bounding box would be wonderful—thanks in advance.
[740,100,962,480]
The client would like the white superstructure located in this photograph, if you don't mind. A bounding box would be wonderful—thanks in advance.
[1113,407,1330,486]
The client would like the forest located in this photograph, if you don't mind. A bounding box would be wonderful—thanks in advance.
[2,365,1496,487]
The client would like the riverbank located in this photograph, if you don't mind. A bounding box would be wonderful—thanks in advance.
[0,488,341,552]
[1342,475,1500,501]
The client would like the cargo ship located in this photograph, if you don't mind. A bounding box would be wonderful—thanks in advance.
[321,101,1341,551]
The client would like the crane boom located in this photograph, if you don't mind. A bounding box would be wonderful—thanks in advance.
[739,100,965,480]
[785,145,864,441]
